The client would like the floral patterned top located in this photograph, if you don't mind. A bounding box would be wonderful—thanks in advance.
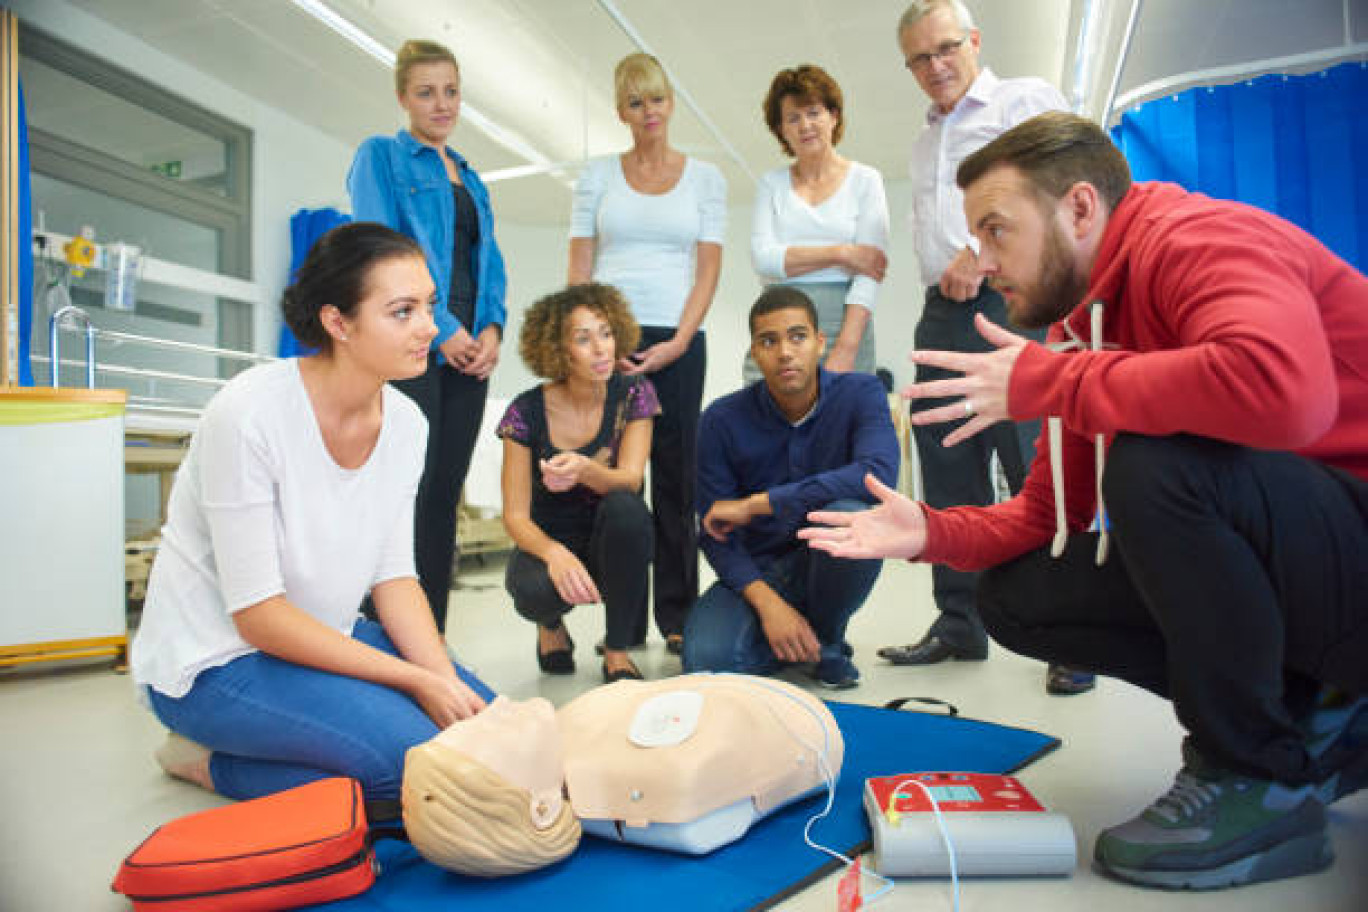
[497,373,661,542]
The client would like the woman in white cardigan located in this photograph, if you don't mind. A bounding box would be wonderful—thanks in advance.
[750,64,890,378]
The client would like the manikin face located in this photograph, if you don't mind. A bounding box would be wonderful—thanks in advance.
[965,166,1088,329]
[778,94,838,159]
[330,254,436,380]
[562,306,617,383]
[433,696,566,830]
[898,7,981,114]
[400,61,460,146]
[618,86,673,143]
[750,307,825,403]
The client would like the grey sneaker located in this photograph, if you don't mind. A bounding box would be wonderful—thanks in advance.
[1094,743,1332,890]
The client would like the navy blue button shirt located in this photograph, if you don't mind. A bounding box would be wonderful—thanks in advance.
[696,369,899,592]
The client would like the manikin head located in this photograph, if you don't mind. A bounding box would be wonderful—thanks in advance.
[402,696,580,877]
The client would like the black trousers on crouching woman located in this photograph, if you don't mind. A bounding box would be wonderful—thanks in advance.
[505,490,653,651]
[978,433,1368,786]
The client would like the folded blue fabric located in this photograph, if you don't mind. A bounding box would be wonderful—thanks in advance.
[323,700,1059,912]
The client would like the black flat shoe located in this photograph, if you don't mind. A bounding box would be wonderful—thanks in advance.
[537,626,575,675]
[602,660,644,683]
[876,634,987,666]
[665,634,684,656]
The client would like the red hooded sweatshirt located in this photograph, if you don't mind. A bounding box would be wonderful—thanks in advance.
[920,181,1368,571]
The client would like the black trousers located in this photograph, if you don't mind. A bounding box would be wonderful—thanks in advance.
[390,353,488,632]
[979,433,1368,785]
[505,490,653,650]
[912,284,1043,651]
[637,326,706,640]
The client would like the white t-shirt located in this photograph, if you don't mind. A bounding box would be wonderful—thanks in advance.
[750,161,890,314]
[131,359,427,699]
[570,156,727,328]
[908,68,1067,282]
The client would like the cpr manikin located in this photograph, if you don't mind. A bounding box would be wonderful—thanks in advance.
[558,674,844,854]
[402,696,580,876]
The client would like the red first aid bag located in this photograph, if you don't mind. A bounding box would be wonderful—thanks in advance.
[112,777,377,911]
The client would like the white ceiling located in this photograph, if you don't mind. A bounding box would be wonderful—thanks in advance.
[52,0,1368,224]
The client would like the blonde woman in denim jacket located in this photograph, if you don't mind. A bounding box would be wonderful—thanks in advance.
[349,39,507,631]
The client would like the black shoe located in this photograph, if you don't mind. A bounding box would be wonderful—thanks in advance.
[602,660,644,683]
[665,633,684,656]
[536,625,575,675]
[595,637,647,656]
[877,634,985,666]
[1046,664,1096,695]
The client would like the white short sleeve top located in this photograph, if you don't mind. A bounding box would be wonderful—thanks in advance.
[131,359,427,699]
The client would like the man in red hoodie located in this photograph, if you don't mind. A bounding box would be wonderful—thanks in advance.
[802,111,1368,891]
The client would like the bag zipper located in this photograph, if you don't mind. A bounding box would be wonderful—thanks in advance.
[123,846,375,902]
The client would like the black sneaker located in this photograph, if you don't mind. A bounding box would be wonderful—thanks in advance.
[811,655,860,690]
[1094,742,1332,890]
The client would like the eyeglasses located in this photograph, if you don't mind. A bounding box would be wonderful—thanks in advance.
[906,35,969,71]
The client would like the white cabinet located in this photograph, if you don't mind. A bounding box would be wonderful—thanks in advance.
[0,387,128,668]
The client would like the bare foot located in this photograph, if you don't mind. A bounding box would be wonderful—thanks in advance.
[155,733,215,793]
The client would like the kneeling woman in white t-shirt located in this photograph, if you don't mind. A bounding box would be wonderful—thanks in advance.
[131,222,492,805]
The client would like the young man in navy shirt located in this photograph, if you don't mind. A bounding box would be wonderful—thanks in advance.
[684,286,899,688]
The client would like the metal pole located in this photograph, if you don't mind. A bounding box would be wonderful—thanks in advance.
[1102,0,1146,127]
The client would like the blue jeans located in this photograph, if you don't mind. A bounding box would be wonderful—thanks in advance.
[683,500,882,674]
[148,619,495,802]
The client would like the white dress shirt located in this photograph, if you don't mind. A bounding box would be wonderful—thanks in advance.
[908,68,1067,283]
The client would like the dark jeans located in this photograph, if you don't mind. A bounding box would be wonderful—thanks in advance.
[682,500,882,674]
[391,353,488,632]
[978,433,1368,785]
[912,284,1043,652]
[505,490,653,651]
[638,325,706,640]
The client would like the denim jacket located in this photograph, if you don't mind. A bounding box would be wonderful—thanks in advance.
[347,129,507,350]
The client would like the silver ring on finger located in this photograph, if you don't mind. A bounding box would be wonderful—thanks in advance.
[963,398,976,417]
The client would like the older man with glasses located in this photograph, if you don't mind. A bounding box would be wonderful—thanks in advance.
[882,0,1094,696]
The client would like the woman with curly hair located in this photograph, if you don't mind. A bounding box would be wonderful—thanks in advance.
[497,284,659,682]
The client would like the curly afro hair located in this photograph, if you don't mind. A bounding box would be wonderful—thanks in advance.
[518,283,641,380]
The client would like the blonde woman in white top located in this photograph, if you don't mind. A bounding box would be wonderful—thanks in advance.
[567,53,727,653]
[750,64,890,378]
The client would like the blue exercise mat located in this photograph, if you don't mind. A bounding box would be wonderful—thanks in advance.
[322,700,1059,912]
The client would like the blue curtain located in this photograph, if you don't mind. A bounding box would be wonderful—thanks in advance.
[1110,61,1368,272]
[17,77,34,385]
[277,207,351,357]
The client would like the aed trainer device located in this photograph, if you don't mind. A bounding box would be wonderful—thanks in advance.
[864,772,1076,878]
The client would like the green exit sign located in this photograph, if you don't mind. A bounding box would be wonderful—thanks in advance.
[150,160,182,179]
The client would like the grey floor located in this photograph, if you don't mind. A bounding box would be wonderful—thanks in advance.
[2,556,1364,911]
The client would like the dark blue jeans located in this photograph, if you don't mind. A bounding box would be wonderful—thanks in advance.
[148,619,495,802]
[682,500,882,674]
[912,284,1043,652]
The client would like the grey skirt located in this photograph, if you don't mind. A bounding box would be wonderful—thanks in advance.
[742,281,875,385]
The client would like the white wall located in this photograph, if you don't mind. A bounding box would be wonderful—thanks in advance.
[10,0,357,358]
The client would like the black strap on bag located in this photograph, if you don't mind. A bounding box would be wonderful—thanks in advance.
[882,696,959,716]
[363,798,409,848]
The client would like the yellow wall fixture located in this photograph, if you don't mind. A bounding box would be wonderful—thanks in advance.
[2,9,19,386]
